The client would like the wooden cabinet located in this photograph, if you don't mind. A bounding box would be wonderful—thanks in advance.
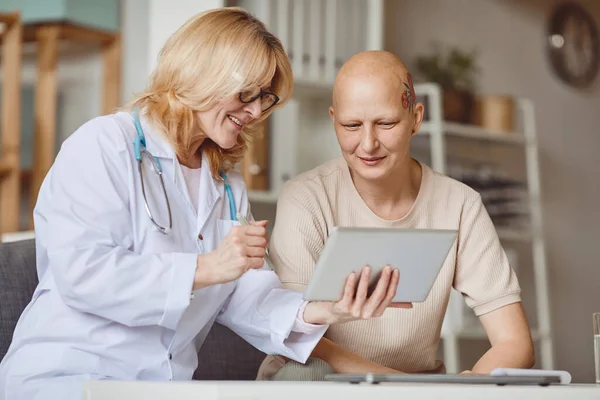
[26,22,121,227]
[0,1,121,230]
[0,12,22,234]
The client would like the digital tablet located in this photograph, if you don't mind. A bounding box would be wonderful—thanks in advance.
[324,373,561,386]
[303,227,457,303]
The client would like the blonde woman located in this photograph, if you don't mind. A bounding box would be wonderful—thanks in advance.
[0,9,407,399]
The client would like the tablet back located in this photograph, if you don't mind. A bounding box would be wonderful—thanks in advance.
[303,227,458,303]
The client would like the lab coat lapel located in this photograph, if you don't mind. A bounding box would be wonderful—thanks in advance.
[141,118,197,216]
[196,152,220,234]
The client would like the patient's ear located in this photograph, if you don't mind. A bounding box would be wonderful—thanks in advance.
[412,102,425,136]
[329,106,335,122]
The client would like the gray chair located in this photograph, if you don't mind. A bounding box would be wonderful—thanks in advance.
[0,239,265,380]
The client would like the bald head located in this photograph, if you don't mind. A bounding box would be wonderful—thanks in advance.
[333,51,414,110]
[330,50,420,129]
[328,51,424,182]
[336,50,409,83]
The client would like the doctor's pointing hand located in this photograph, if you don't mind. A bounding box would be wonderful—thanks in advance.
[193,220,272,288]
[0,7,405,400]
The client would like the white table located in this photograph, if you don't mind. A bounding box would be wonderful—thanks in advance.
[83,380,600,400]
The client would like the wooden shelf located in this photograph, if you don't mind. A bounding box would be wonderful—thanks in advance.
[249,190,280,204]
[0,17,122,231]
[22,22,118,45]
[18,20,121,229]
[0,12,22,234]
[292,78,334,99]
[497,227,531,242]
[0,161,14,178]
[1,230,35,242]
[419,122,526,145]
[0,11,18,25]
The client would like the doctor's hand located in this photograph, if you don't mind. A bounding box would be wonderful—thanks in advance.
[302,265,412,326]
[193,220,269,290]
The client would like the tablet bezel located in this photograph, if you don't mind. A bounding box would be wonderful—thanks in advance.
[302,227,458,303]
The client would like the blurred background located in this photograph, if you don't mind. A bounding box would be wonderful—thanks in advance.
[0,0,599,383]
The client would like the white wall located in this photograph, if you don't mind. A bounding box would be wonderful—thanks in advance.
[385,0,600,382]
[8,0,227,146]
[12,46,102,145]
[120,0,151,104]
[121,0,226,104]
[146,0,226,73]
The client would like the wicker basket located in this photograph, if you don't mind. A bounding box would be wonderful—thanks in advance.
[473,95,515,133]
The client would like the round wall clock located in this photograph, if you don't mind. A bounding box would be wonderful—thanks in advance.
[547,2,600,88]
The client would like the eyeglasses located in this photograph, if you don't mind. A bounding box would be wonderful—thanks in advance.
[239,87,279,112]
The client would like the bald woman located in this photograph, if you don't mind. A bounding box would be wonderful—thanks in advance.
[257,50,534,380]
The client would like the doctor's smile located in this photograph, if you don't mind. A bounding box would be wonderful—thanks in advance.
[0,8,406,399]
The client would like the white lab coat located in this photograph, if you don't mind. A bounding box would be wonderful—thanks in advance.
[0,112,327,400]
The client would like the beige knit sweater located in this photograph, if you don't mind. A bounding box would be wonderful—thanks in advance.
[259,157,521,375]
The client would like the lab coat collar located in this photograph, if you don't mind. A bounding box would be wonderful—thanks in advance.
[138,117,176,161]
[134,112,222,226]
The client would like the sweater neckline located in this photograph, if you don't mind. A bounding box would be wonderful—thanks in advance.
[339,157,431,227]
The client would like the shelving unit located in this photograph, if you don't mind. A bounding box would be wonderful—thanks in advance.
[235,0,552,374]
[420,121,527,144]
[0,12,23,234]
[232,0,383,195]
[25,22,121,228]
[415,83,553,373]
[0,1,122,231]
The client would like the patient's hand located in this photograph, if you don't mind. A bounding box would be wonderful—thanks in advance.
[302,265,412,325]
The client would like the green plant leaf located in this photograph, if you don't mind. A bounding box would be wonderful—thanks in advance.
[414,43,479,92]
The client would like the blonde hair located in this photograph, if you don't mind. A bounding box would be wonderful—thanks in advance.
[127,7,293,179]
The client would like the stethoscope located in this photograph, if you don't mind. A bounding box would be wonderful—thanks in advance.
[132,108,237,235]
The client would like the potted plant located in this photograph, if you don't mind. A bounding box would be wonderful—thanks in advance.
[415,44,479,123]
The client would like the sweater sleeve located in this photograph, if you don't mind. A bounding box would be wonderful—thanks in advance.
[268,181,327,293]
[453,193,522,316]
